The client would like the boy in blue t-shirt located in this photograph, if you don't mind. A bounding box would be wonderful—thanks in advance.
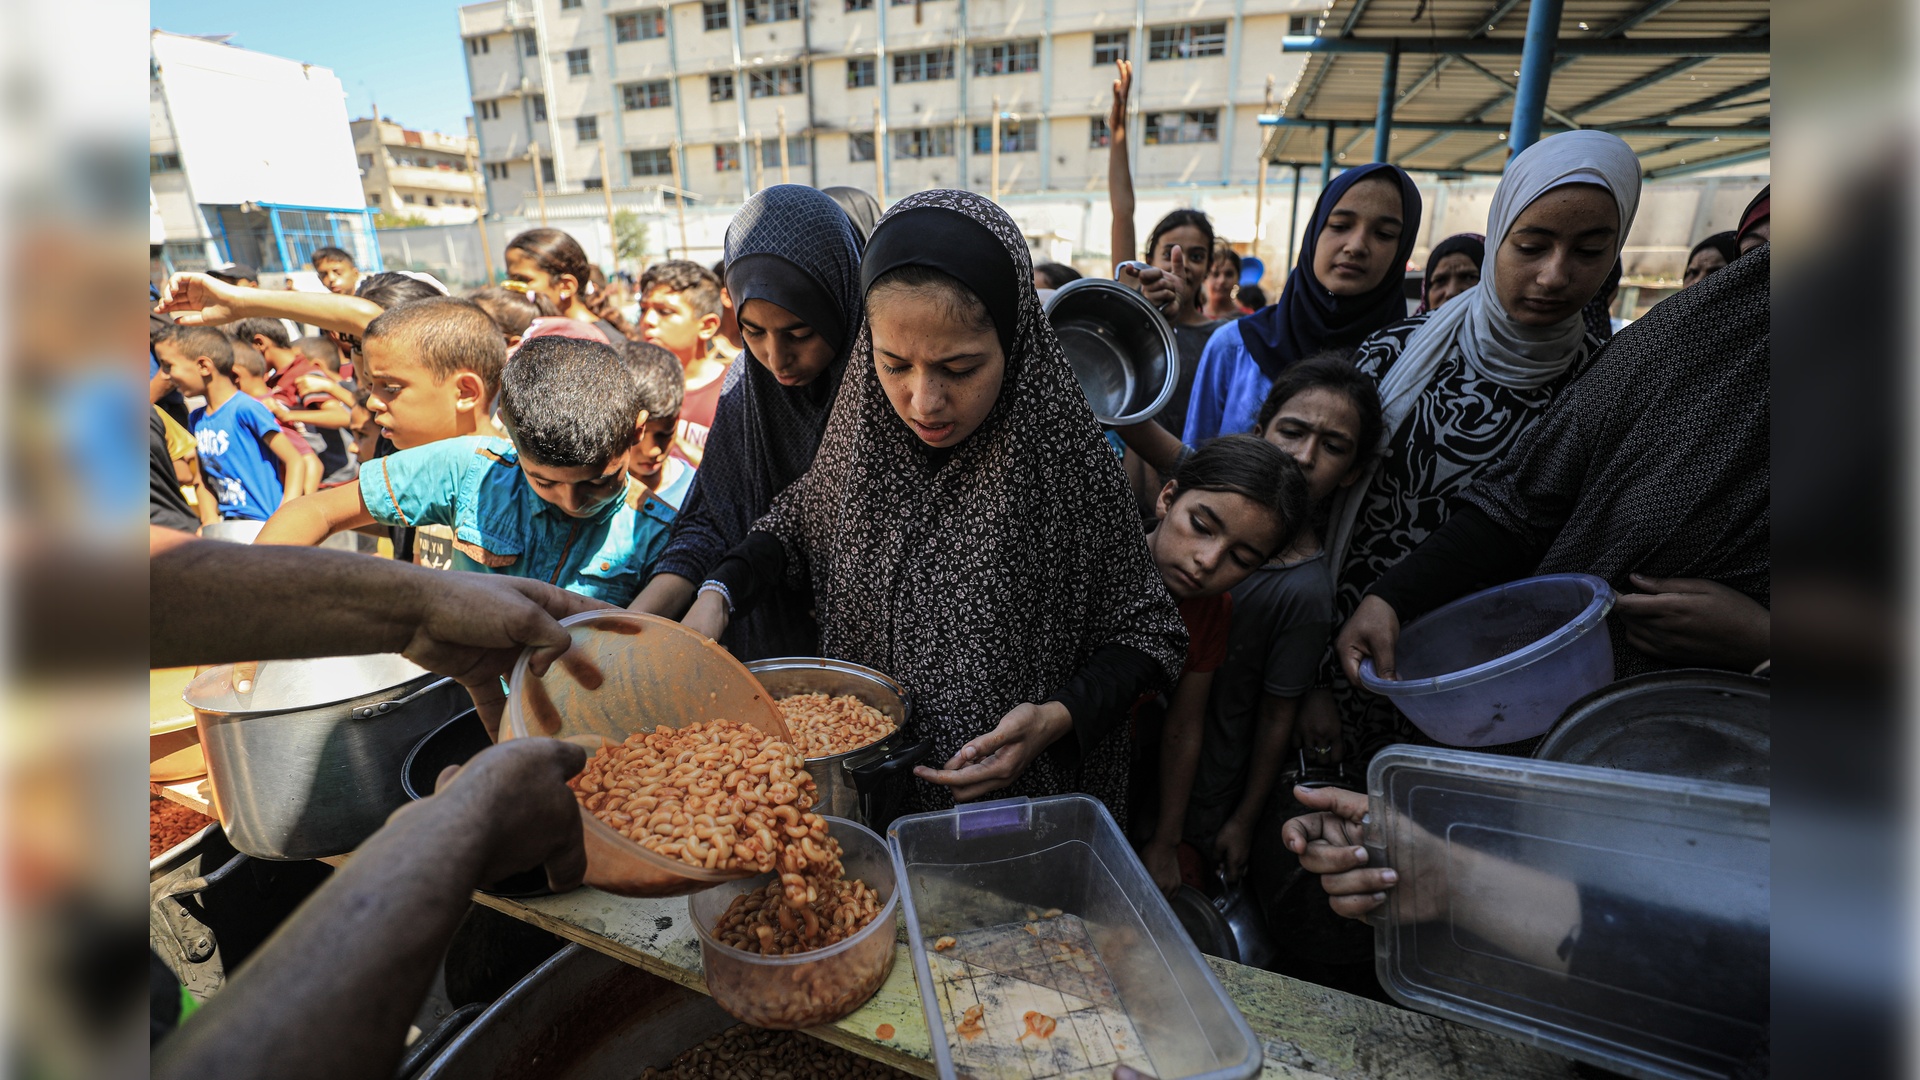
[153,325,304,522]
[258,336,672,606]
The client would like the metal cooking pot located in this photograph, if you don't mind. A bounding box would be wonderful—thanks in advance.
[745,657,932,830]
[1045,276,1180,426]
[185,655,468,860]
[401,710,552,898]
[1535,668,1770,787]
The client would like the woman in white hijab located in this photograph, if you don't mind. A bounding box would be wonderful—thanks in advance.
[1312,130,1643,764]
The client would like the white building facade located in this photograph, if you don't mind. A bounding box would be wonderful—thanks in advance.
[353,112,486,226]
[458,0,1320,218]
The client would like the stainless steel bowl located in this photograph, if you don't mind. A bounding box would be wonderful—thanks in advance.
[1535,668,1770,787]
[1045,277,1180,426]
[745,657,931,827]
[186,654,468,860]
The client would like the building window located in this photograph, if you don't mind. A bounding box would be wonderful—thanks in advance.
[973,123,1035,153]
[150,152,182,172]
[623,80,672,109]
[744,0,799,23]
[1093,31,1129,65]
[1144,109,1219,144]
[1089,116,1111,147]
[708,73,735,101]
[893,126,953,158]
[760,137,810,167]
[971,40,1039,76]
[1148,22,1227,60]
[566,48,591,75]
[747,65,804,98]
[467,36,490,55]
[425,195,439,207]
[477,100,500,120]
[561,0,582,8]
[357,153,374,171]
[847,57,876,87]
[576,116,599,141]
[541,157,556,183]
[846,0,874,9]
[715,144,741,172]
[893,48,954,83]
[849,132,875,161]
[630,147,673,176]
[582,178,603,191]
[369,193,381,206]
[486,162,511,180]
[532,95,548,120]
[702,1,729,30]
[1288,14,1324,35]
[522,30,539,55]
[615,9,667,41]
[402,193,417,204]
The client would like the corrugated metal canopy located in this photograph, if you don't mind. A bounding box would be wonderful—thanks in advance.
[1261,0,1769,176]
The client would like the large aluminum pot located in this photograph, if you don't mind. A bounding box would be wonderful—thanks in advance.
[1045,276,1180,426]
[1535,668,1769,787]
[185,655,467,860]
[745,657,932,829]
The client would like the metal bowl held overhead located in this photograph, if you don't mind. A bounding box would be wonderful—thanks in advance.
[746,657,932,830]
[1045,276,1180,427]
[186,654,468,861]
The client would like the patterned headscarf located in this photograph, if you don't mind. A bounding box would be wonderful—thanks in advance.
[752,189,1187,817]
[650,185,863,659]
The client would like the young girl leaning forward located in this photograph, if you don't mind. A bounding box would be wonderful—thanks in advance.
[1123,355,1384,892]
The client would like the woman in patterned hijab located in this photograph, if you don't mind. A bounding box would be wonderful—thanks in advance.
[635,186,862,659]
[689,189,1187,822]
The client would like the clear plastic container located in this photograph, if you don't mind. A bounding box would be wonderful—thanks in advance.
[1367,746,1770,1080]
[504,610,792,897]
[688,816,899,1029]
[1358,572,1616,746]
[888,795,1261,1080]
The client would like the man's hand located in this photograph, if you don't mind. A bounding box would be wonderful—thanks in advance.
[1213,815,1254,883]
[424,738,589,893]
[1335,594,1402,685]
[400,574,614,691]
[1106,59,1132,135]
[1117,262,1181,314]
[1280,785,1390,921]
[1614,574,1769,670]
[156,272,251,327]
[914,701,1072,802]
[1141,838,1181,896]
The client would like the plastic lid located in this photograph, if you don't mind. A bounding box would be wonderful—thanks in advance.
[1359,573,1614,698]
[1367,746,1769,1080]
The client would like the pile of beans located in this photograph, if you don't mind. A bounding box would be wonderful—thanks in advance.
[635,1024,909,1080]
[714,872,882,956]
[775,693,895,759]
[568,718,838,904]
[150,788,212,860]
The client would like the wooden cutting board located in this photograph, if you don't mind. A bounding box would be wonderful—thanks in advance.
[927,914,1156,1080]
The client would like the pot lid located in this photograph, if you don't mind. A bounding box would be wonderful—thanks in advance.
[185,653,429,715]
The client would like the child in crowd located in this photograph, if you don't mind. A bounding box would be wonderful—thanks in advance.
[467,284,540,348]
[310,246,361,297]
[230,341,321,497]
[637,260,728,467]
[618,340,694,514]
[257,336,673,607]
[231,318,357,487]
[1134,434,1309,896]
[152,325,304,522]
[1205,243,1243,321]
[353,297,505,451]
[709,258,743,358]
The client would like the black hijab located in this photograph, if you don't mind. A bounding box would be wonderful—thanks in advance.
[650,185,863,659]
[1690,231,1741,267]
[823,186,883,247]
[1416,232,1485,314]
[1237,162,1422,378]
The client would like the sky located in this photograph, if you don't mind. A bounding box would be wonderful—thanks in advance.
[151,0,477,136]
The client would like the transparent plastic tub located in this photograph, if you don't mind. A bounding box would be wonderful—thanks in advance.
[1358,573,1616,746]
[504,610,792,897]
[1367,746,1769,1080]
[688,816,898,1029]
[889,795,1261,1080]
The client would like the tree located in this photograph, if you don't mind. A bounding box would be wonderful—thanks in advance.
[614,209,649,266]
[372,210,430,230]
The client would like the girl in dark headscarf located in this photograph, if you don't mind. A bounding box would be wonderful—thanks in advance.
[822,186,882,246]
[1183,163,1422,445]
[631,185,863,659]
[1736,185,1770,253]
[687,190,1186,822]
[1417,233,1485,314]
[1684,231,1740,288]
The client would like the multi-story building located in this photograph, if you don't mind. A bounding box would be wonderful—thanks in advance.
[458,0,1317,216]
[150,30,379,275]
[352,110,485,225]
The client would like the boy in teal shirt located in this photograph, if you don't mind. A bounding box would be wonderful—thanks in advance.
[259,336,671,605]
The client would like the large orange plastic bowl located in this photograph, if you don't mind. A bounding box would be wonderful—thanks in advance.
[505,610,790,897]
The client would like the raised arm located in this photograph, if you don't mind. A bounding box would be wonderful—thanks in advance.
[1107,59,1136,275]
[157,272,385,336]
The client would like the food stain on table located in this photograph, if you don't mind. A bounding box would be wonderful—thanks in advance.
[875,1023,895,1041]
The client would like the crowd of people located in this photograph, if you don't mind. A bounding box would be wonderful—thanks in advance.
[150,114,1769,943]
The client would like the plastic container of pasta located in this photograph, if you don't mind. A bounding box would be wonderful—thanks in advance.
[889,795,1261,1080]
[688,816,899,1029]
[504,610,792,897]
